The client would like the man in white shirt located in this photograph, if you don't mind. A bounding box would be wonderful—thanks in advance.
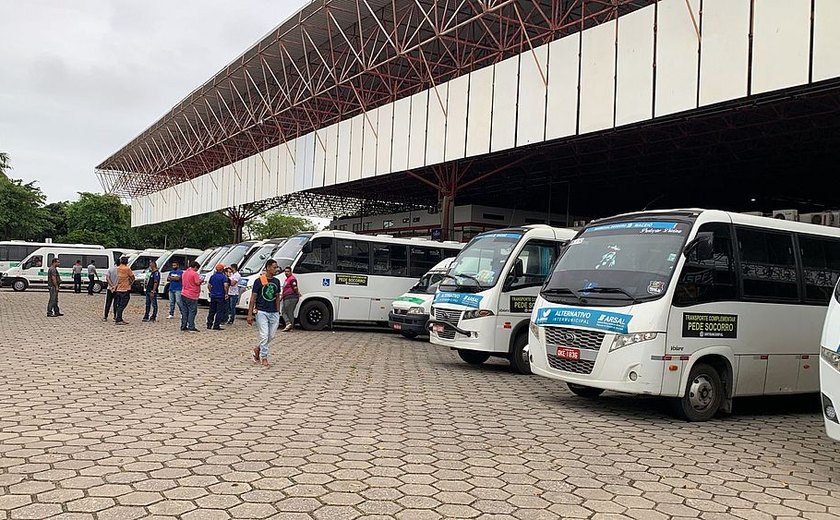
[103,262,119,321]
[87,260,98,295]
[226,263,242,325]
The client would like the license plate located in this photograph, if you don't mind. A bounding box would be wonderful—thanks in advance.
[556,347,581,361]
[393,323,402,330]
[433,324,445,333]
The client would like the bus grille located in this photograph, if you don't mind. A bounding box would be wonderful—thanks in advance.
[545,327,605,351]
[434,309,461,340]
[547,355,596,374]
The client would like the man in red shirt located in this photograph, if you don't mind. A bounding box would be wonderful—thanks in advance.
[180,261,202,332]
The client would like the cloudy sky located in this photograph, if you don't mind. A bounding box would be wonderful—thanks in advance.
[0,0,307,203]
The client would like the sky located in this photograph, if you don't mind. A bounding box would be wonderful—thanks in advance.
[0,0,308,203]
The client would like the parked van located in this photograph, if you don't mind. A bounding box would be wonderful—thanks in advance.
[127,249,168,291]
[389,257,455,339]
[0,241,104,273]
[2,246,113,293]
[153,248,206,297]
[199,241,259,303]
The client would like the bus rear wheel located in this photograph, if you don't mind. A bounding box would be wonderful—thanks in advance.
[299,300,330,331]
[509,333,531,375]
[11,279,28,292]
[458,350,490,365]
[672,363,723,422]
[90,281,104,294]
[567,383,604,398]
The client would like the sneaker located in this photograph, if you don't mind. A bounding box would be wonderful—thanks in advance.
[142,318,149,322]
[187,328,200,332]
[47,314,55,318]
[212,326,224,330]
[55,313,64,317]
[150,318,156,322]
[167,314,174,319]
[103,316,108,321]
[283,324,293,332]
[207,324,212,330]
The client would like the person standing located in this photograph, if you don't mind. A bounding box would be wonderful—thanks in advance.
[47,258,63,317]
[180,260,202,332]
[166,261,184,320]
[280,265,300,332]
[226,263,241,325]
[142,261,161,322]
[206,264,229,330]
[72,260,83,294]
[247,259,282,367]
[114,256,135,325]
[87,260,98,295]
[103,260,119,321]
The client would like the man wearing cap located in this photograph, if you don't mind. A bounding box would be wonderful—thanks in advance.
[206,263,230,330]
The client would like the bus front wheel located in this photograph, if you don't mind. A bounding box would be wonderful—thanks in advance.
[458,350,490,365]
[509,333,532,375]
[673,363,723,422]
[91,281,104,294]
[11,279,28,292]
[567,383,604,398]
[299,300,330,331]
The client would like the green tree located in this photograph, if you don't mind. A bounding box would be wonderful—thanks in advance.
[0,152,9,179]
[134,212,233,250]
[40,202,69,241]
[61,192,134,248]
[0,175,48,240]
[248,213,316,240]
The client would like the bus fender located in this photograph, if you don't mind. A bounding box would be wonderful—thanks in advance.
[295,295,335,319]
[508,319,530,354]
[679,347,736,412]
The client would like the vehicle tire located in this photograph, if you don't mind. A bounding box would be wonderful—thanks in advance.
[161,284,169,300]
[299,300,330,331]
[457,350,490,365]
[672,363,724,422]
[91,281,104,294]
[11,279,28,292]
[400,331,418,339]
[509,333,532,375]
[567,383,605,398]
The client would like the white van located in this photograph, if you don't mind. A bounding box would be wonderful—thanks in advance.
[3,246,113,293]
[0,241,104,273]
[428,225,576,374]
[127,249,168,291]
[153,248,206,297]
[199,241,260,303]
[389,257,454,339]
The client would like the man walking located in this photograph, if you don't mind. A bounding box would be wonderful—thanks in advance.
[114,256,135,325]
[247,259,283,367]
[180,260,202,332]
[166,261,183,320]
[206,263,229,330]
[87,260,98,295]
[47,258,63,317]
[226,263,241,325]
[280,265,300,332]
[72,260,83,293]
[103,260,119,321]
[142,261,161,322]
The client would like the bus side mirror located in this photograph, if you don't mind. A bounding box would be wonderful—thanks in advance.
[684,233,714,261]
[512,259,524,278]
[301,243,313,254]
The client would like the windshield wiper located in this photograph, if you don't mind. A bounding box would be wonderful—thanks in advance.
[579,286,641,304]
[443,273,484,288]
[541,287,584,304]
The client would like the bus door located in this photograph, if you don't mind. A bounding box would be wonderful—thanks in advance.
[499,240,560,338]
[334,239,372,321]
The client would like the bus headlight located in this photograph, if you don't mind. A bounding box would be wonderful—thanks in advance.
[529,321,541,339]
[610,332,658,352]
[462,309,494,320]
[821,347,840,371]
[407,306,426,315]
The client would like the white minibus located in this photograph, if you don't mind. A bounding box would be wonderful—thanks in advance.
[389,257,454,339]
[127,249,168,291]
[233,238,287,308]
[0,241,104,273]
[239,231,462,330]
[152,248,205,297]
[529,209,840,421]
[2,246,113,293]
[428,225,576,374]
[820,280,840,440]
[199,241,259,303]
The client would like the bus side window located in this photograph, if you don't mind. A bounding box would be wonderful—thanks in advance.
[673,223,737,306]
[737,227,798,300]
[372,244,408,277]
[297,238,335,274]
[508,241,557,290]
[799,236,840,304]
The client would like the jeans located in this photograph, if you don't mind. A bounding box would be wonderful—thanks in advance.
[47,286,60,316]
[207,297,225,328]
[282,297,298,329]
[73,274,82,293]
[227,294,239,323]
[114,291,130,322]
[144,291,158,320]
[168,289,181,317]
[87,275,96,295]
[181,296,198,330]
[255,311,280,359]
[103,289,117,319]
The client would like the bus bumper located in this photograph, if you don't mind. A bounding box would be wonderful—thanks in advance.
[389,312,428,335]
[820,357,840,441]
[428,316,501,353]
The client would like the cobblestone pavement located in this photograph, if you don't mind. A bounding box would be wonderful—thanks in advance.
[1,291,840,520]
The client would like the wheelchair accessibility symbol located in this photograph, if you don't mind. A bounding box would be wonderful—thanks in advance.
[322,278,331,287]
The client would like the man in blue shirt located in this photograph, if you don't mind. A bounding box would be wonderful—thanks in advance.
[142,261,161,322]
[167,261,184,320]
[206,263,229,330]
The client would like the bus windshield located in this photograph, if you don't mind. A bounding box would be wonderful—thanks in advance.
[408,270,448,294]
[240,244,279,276]
[200,246,230,273]
[440,232,523,292]
[217,244,251,270]
[543,220,691,306]
[274,234,312,268]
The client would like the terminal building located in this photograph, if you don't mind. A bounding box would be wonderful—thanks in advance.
[97,0,840,240]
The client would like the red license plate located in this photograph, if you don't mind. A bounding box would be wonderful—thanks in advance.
[433,324,445,333]
[556,347,581,361]
[392,323,402,330]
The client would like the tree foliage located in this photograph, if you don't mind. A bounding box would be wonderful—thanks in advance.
[0,175,48,241]
[248,213,317,240]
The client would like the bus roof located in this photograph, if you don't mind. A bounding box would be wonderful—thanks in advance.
[306,230,463,248]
